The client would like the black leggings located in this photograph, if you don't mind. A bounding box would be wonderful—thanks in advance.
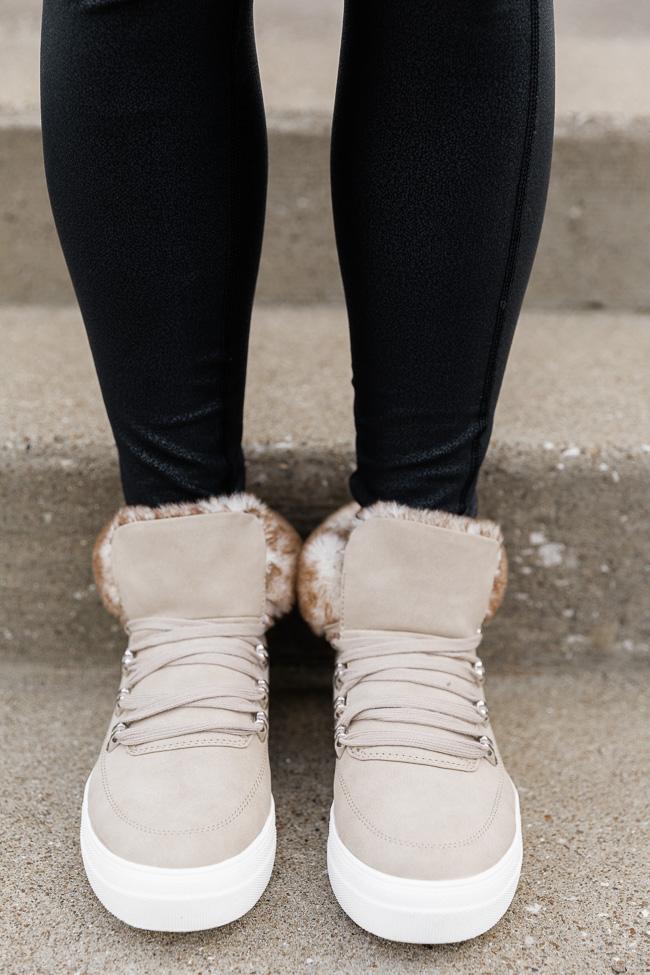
[41,0,554,515]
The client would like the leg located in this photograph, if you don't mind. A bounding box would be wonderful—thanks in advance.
[296,0,555,944]
[42,3,306,934]
[331,0,555,514]
[41,0,266,505]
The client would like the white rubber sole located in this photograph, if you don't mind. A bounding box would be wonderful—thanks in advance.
[327,789,522,944]
[80,783,276,932]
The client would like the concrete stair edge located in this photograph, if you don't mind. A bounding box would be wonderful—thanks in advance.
[1,112,650,309]
[2,303,649,668]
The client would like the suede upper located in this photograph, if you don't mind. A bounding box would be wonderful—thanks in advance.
[88,500,299,869]
[342,517,501,636]
[300,503,518,882]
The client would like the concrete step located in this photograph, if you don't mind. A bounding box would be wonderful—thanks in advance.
[1,303,649,672]
[1,659,648,974]
[2,0,650,309]
[3,112,650,312]
[5,0,650,118]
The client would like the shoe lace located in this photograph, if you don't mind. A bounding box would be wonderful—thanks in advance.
[107,617,269,751]
[329,627,496,764]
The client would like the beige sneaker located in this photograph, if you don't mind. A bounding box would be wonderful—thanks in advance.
[299,501,520,944]
[81,494,300,931]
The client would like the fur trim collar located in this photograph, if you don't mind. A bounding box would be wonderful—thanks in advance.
[93,493,301,625]
[298,501,508,637]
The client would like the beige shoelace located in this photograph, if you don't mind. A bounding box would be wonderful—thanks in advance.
[329,628,496,764]
[107,617,269,751]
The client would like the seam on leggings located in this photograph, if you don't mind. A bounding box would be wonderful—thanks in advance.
[221,3,237,492]
[459,0,541,513]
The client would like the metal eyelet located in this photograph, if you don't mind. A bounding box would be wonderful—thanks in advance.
[333,662,347,690]
[255,710,269,742]
[473,658,486,682]
[477,735,498,766]
[107,721,128,751]
[257,678,270,708]
[334,724,348,757]
[255,643,269,666]
[474,699,489,720]
[334,725,348,757]
[333,695,346,719]
[121,649,135,672]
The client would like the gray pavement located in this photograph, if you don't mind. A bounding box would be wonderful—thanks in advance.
[1,662,648,975]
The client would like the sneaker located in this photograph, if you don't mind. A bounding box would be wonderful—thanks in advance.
[81,494,300,931]
[299,501,520,944]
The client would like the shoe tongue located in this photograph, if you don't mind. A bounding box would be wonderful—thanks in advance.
[341,517,501,638]
[111,512,266,621]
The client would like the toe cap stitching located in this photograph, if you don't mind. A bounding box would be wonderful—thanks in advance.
[337,769,504,850]
[98,755,268,835]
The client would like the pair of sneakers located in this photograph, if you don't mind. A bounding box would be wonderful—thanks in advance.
[81,494,521,943]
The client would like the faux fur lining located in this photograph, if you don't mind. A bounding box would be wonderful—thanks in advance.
[298,501,508,637]
[93,493,301,625]
[297,502,359,638]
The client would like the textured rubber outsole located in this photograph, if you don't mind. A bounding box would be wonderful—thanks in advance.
[80,784,276,932]
[327,789,522,944]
